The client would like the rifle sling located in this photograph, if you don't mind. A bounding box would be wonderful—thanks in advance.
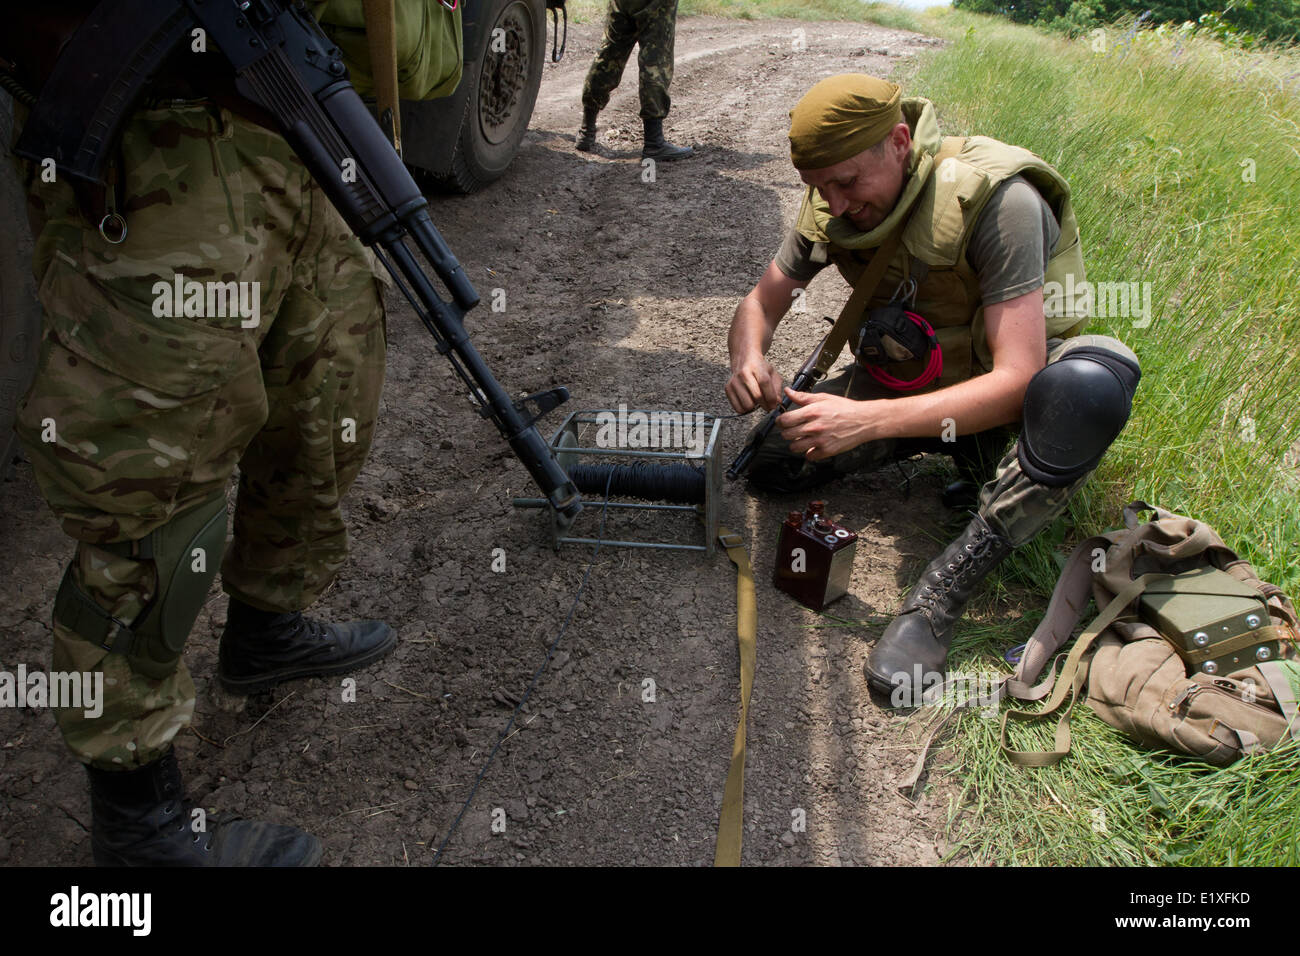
[362,0,402,154]
[812,221,904,377]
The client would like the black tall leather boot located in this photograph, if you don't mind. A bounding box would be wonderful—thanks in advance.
[87,749,322,866]
[641,117,693,161]
[865,514,1012,701]
[576,107,599,151]
[219,597,395,694]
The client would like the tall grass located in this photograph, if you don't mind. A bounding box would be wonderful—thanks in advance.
[911,9,1300,866]
[914,13,1300,594]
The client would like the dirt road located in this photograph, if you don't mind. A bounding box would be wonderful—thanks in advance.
[0,17,972,866]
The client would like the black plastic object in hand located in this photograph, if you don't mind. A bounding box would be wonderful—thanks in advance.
[725,328,830,481]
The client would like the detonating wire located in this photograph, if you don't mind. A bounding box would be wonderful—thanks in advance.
[568,462,706,504]
[430,471,615,865]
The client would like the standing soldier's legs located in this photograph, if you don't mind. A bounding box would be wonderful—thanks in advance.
[221,273,385,614]
[15,103,388,864]
[577,0,642,149]
[218,171,394,694]
[865,335,1141,700]
[19,104,280,773]
[631,0,676,119]
[633,0,692,160]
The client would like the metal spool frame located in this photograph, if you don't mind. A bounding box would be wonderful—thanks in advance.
[515,409,722,555]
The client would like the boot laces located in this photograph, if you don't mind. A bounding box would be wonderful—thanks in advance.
[162,794,216,853]
[915,529,995,611]
[300,615,338,649]
[265,612,336,649]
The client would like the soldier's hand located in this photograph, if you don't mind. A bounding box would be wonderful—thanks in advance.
[726,356,783,413]
[779,389,876,460]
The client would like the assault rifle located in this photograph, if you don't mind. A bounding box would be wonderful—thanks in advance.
[13,0,582,527]
[725,319,833,480]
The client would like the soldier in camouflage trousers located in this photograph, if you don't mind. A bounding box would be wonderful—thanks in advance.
[576,0,693,161]
[15,99,396,866]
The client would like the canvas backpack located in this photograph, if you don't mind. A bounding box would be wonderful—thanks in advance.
[998,501,1300,767]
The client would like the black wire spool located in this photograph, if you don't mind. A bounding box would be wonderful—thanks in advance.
[567,463,707,505]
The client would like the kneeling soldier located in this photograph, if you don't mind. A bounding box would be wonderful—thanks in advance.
[725,75,1140,701]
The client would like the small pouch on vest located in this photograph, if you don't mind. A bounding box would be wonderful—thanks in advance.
[854,302,935,366]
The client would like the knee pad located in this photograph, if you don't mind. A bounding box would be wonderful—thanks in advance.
[54,497,228,680]
[1018,346,1141,486]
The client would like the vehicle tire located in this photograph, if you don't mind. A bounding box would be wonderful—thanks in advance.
[434,0,547,193]
[0,93,41,484]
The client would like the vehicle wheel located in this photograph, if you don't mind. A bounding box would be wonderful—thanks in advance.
[437,0,547,193]
[0,93,41,483]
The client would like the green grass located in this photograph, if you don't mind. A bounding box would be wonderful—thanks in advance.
[912,11,1300,587]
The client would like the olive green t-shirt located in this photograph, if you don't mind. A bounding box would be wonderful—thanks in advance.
[775,175,1061,306]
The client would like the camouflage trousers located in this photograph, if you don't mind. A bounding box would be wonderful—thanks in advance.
[747,334,1138,547]
[15,102,387,769]
[581,0,680,119]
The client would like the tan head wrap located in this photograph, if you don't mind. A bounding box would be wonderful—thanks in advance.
[788,74,903,170]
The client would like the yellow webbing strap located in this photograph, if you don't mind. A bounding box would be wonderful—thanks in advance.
[362,0,402,154]
[714,527,756,867]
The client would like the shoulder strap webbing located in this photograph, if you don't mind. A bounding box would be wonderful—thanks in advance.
[1000,573,1170,767]
[812,222,904,376]
[362,0,402,153]
[1004,534,1113,702]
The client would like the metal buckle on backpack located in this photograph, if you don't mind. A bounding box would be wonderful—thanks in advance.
[1168,683,1196,710]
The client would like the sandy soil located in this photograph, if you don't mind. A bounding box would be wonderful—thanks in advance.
[0,17,983,866]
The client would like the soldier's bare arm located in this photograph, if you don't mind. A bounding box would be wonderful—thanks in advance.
[726,261,808,413]
[779,288,1047,459]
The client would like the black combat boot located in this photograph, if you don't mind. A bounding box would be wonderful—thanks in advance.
[865,514,1012,701]
[219,597,396,694]
[576,107,599,152]
[87,749,322,866]
[641,117,693,161]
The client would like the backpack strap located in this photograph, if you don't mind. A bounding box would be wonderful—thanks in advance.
[1000,573,1171,767]
[1002,535,1112,702]
[896,533,1110,795]
[1258,661,1300,741]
